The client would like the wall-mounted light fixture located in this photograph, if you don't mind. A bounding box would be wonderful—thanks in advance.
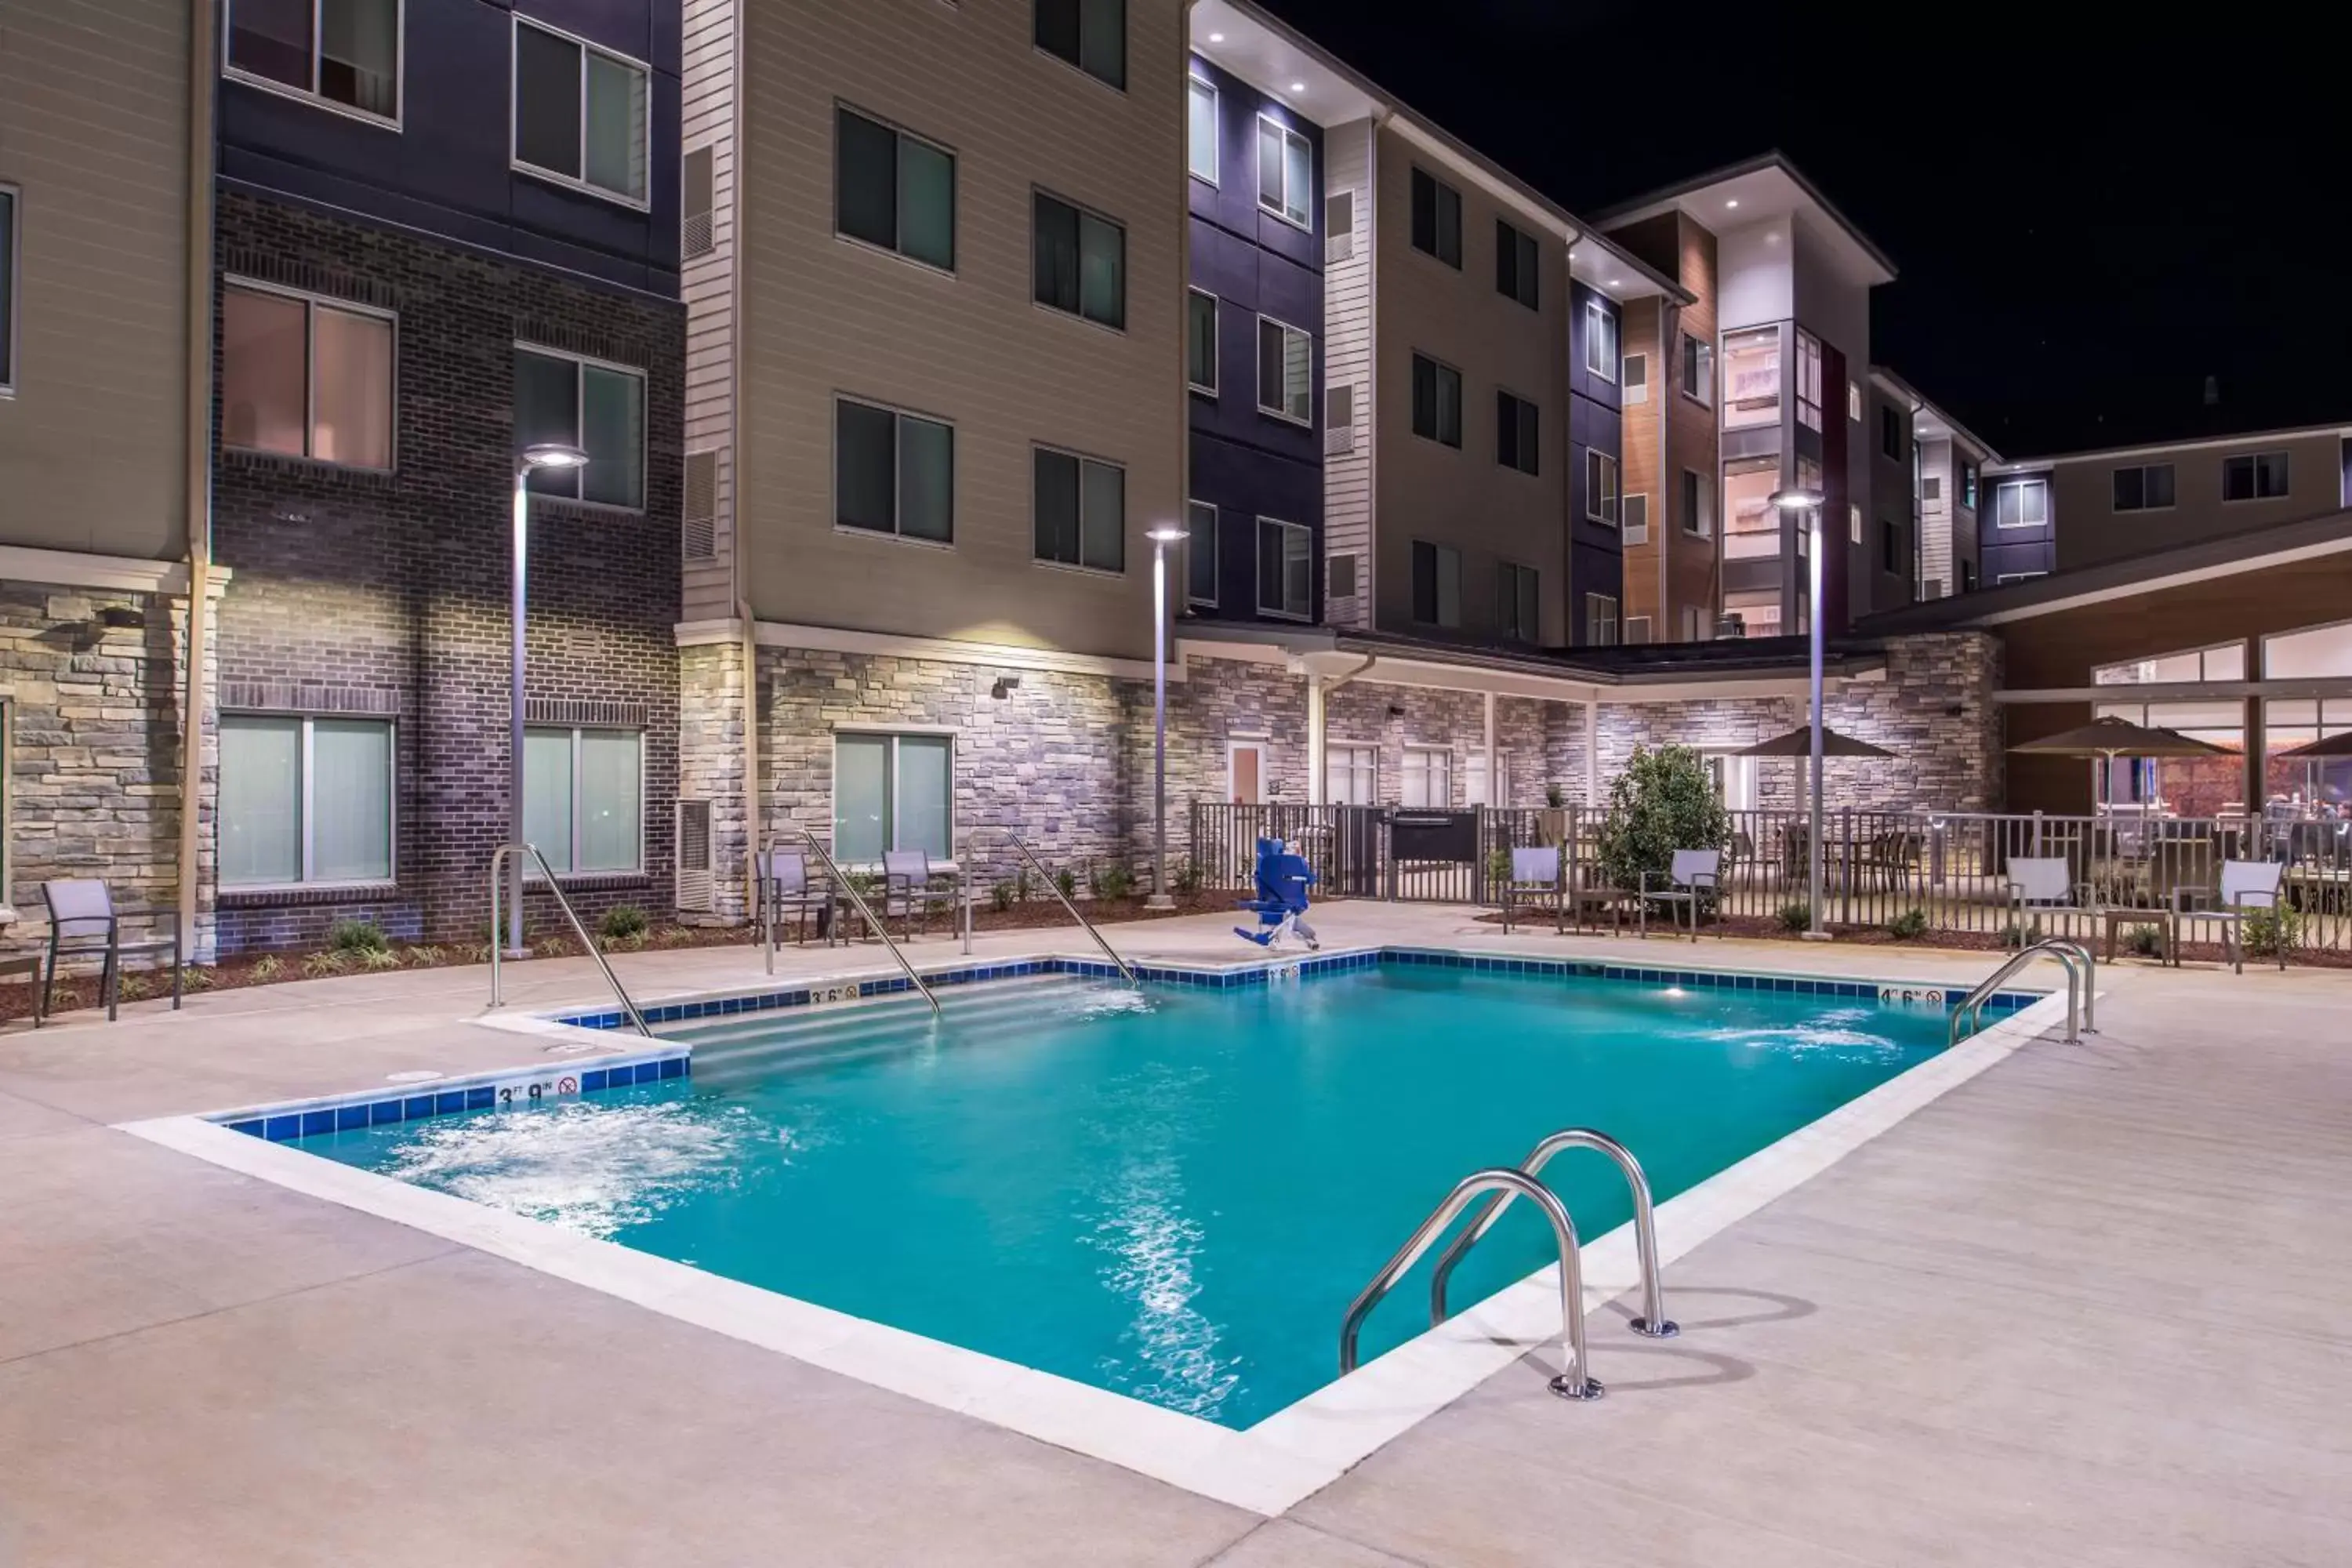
[991,674,1022,700]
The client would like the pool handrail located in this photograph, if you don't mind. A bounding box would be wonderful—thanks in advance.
[772,826,942,1016]
[1950,938,2092,1047]
[1340,1166,1603,1403]
[1428,1127,1677,1340]
[1003,831,1138,985]
[488,841,652,1036]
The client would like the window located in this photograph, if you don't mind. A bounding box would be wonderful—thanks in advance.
[1623,353,1648,405]
[1721,326,1780,430]
[1585,449,1618,524]
[1959,560,1976,593]
[1495,219,1538,309]
[1585,593,1619,647]
[1498,562,1539,642]
[1722,590,1780,637]
[2223,450,2291,502]
[1033,446,1123,572]
[681,146,715,258]
[1409,168,1461,267]
[1847,380,1862,422]
[1959,459,1979,508]
[1186,289,1218,394]
[1256,116,1312,228]
[834,733,953,865]
[1847,503,1861,545]
[522,726,642,875]
[1185,499,1218,608]
[1682,468,1711,536]
[1401,747,1452,808]
[1327,383,1354,445]
[227,0,400,122]
[2112,463,2176,512]
[1257,317,1312,425]
[1795,331,1821,430]
[1880,517,1900,575]
[1878,402,1903,459]
[2093,639,2245,687]
[1995,478,2049,529]
[1256,517,1312,619]
[1995,572,2046,586]
[0,186,13,394]
[515,345,644,507]
[1410,540,1460,627]
[1624,616,1653,645]
[222,283,394,470]
[836,398,953,543]
[1681,334,1713,406]
[1922,475,1942,502]
[1621,493,1649,546]
[218,714,393,887]
[1496,390,1539,475]
[1680,604,1711,641]
[1327,744,1377,806]
[1722,455,1781,559]
[1036,0,1124,89]
[514,17,648,205]
[835,107,956,270]
[1410,354,1461,447]
[1584,299,1619,383]
[1033,192,1124,328]
[1186,75,1217,183]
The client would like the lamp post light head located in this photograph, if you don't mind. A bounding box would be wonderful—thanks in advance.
[519,442,590,474]
[1145,524,1188,544]
[1768,488,1824,512]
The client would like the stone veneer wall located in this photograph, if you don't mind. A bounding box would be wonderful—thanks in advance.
[678,640,750,923]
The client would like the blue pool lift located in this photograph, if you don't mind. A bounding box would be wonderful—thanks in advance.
[1235,838,1319,951]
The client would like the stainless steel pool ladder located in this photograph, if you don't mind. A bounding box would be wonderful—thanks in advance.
[1429,1127,1679,1341]
[769,826,942,1016]
[1949,938,2093,1047]
[1003,831,1138,985]
[1339,1167,1606,1402]
[487,841,653,1036]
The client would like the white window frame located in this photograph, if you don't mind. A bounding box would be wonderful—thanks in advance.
[1681,333,1713,408]
[223,0,406,130]
[1326,742,1377,806]
[1846,380,1862,422]
[1186,74,1218,185]
[1255,515,1312,621]
[1585,449,1619,524]
[1621,352,1647,405]
[1796,330,1823,430]
[1584,298,1618,383]
[514,339,648,510]
[223,277,398,472]
[1255,313,1313,427]
[0,183,15,397]
[1585,592,1619,647]
[1226,738,1269,804]
[525,724,647,877]
[1185,498,1218,609]
[218,713,398,891]
[2111,462,2176,514]
[511,13,653,211]
[829,730,956,865]
[1255,113,1312,230]
[1186,288,1218,396]
[833,394,956,547]
[1996,477,2049,529]
[1031,442,1127,575]
[1849,503,1863,545]
[2222,450,2292,503]
[1400,746,1453,808]
[1995,571,2047,586]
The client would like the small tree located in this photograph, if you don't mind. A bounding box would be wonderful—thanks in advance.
[1596,745,1731,892]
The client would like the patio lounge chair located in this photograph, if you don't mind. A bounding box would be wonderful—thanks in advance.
[1639,849,1722,943]
[2176,859,2288,975]
[2003,856,2097,948]
[756,846,829,945]
[880,849,935,940]
[1499,845,1566,935]
[39,880,182,1023]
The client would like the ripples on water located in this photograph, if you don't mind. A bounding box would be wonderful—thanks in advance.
[1704,1004,1904,1058]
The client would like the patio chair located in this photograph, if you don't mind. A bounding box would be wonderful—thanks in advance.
[1499,845,1566,935]
[1639,849,1722,944]
[756,846,829,946]
[2003,856,2094,947]
[2175,859,2287,975]
[39,880,183,1023]
[880,849,934,940]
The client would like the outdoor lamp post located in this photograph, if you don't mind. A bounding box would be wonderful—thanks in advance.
[1769,486,1828,941]
[507,442,590,956]
[1145,522,1189,909]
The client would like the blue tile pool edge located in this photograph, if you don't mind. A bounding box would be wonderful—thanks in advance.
[211,1045,691,1143]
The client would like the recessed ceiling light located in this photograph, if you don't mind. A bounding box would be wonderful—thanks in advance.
[1288,80,1305,92]
[1726,198,1740,209]
[1609,278,1622,288]
[1207,31,1224,42]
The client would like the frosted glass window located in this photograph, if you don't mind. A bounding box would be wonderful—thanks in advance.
[833,735,890,864]
[583,52,648,201]
[310,306,393,469]
[833,734,953,863]
[219,717,303,887]
[1258,318,1311,424]
[896,737,953,862]
[576,730,641,873]
[1402,749,1451,808]
[1186,77,1218,182]
[522,729,576,873]
[219,714,393,886]
[310,720,392,881]
[897,140,956,271]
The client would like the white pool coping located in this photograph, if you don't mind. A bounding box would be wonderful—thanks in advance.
[119,965,2078,1517]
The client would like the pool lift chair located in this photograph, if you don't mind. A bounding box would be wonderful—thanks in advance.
[1235,837,1319,951]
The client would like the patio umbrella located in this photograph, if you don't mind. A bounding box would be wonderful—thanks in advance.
[1733,727,1894,760]
[2010,714,2230,816]
[2271,731,2352,760]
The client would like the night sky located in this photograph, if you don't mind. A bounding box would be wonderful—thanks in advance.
[1261,0,2346,458]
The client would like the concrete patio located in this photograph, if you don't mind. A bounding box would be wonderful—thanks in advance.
[0,905,2346,1566]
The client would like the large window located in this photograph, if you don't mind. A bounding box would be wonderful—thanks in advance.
[1958,458,1979,508]
[2223,450,2290,502]
[1410,540,1460,628]
[228,0,400,122]
[1257,116,1311,229]
[1033,446,1123,572]
[836,398,953,543]
[1186,289,1218,394]
[1256,517,1312,619]
[2263,620,2352,809]
[1722,590,1780,638]
[514,17,647,205]
[1721,326,1780,430]
[1496,390,1539,475]
[1584,299,1618,383]
[1878,402,1903,459]
[1035,0,1124,89]
[524,727,642,875]
[1033,192,1124,329]
[2093,640,2245,687]
[1682,467,1712,536]
[2112,463,2176,512]
[1410,353,1461,447]
[1681,333,1713,406]
[515,345,644,507]
[1584,449,1618,525]
[0,185,13,394]
[1796,331,1822,430]
[219,715,393,887]
[1401,747,1451,808]
[833,733,952,865]
[1327,744,1377,806]
[1186,75,1218,183]
[1994,477,2049,529]
[1185,499,1218,608]
[1722,455,1781,560]
[835,107,956,270]
[1256,317,1312,425]
[1585,593,1618,647]
[222,283,394,470]
[1495,219,1538,310]
[1498,561,1539,643]
[1410,168,1461,267]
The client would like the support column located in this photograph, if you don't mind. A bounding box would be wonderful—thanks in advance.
[1308,678,1327,804]
[1482,691,1497,807]
[1584,699,1600,804]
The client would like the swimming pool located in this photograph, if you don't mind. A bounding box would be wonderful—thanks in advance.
[286,956,1960,1428]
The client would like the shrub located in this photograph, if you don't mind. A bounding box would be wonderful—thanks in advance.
[249,953,285,983]
[1777,901,1813,935]
[1485,847,1513,888]
[1015,866,1033,904]
[1054,867,1077,902]
[990,879,1016,913]
[359,946,404,971]
[178,964,216,993]
[1173,856,1203,897]
[1888,907,1929,942]
[405,946,446,967]
[2241,906,2303,959]
[328,919,389,954]
[1544,782,1566,809]
[2123,923,2165,960]
[655,925,697,947]
[598,905,650,942]
[1097,862,1135,902]
[1998,917,2045,949]
[1084,859,1104,899]
[1595,745,1731,895]
[303,950,349,978]
[115,971,154,1002]
[532,934,574,959]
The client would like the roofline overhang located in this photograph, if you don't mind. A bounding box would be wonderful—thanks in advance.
[1986,419,2352,472]
[1586,150,1899,285]
[1867,365,2002,463]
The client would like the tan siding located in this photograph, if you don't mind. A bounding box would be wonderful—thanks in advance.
[2049,432,2343,572]
[735,0,1186,661]
[680,0,739,622]
[1319,118,1375,627]
[1918,437,1955,597]
[0,0,189,559]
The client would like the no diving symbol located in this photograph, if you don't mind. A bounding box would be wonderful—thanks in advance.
[557,1076,579,1095]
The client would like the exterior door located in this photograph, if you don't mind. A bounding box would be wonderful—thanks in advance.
[1229,741,1266,804]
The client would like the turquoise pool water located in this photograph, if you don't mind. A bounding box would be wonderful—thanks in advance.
[294,964,1949,1427]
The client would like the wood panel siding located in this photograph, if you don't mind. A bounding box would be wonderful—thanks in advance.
[1320,118,1375,629]
[0,0,190,559]
[1657,214,1719,637]
[681,0,738,622]
[1619,297,1664,629]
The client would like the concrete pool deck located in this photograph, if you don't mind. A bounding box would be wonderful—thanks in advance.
[1,904,2347,1565]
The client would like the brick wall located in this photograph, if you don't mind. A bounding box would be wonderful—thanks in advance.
[209,191,685,951]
